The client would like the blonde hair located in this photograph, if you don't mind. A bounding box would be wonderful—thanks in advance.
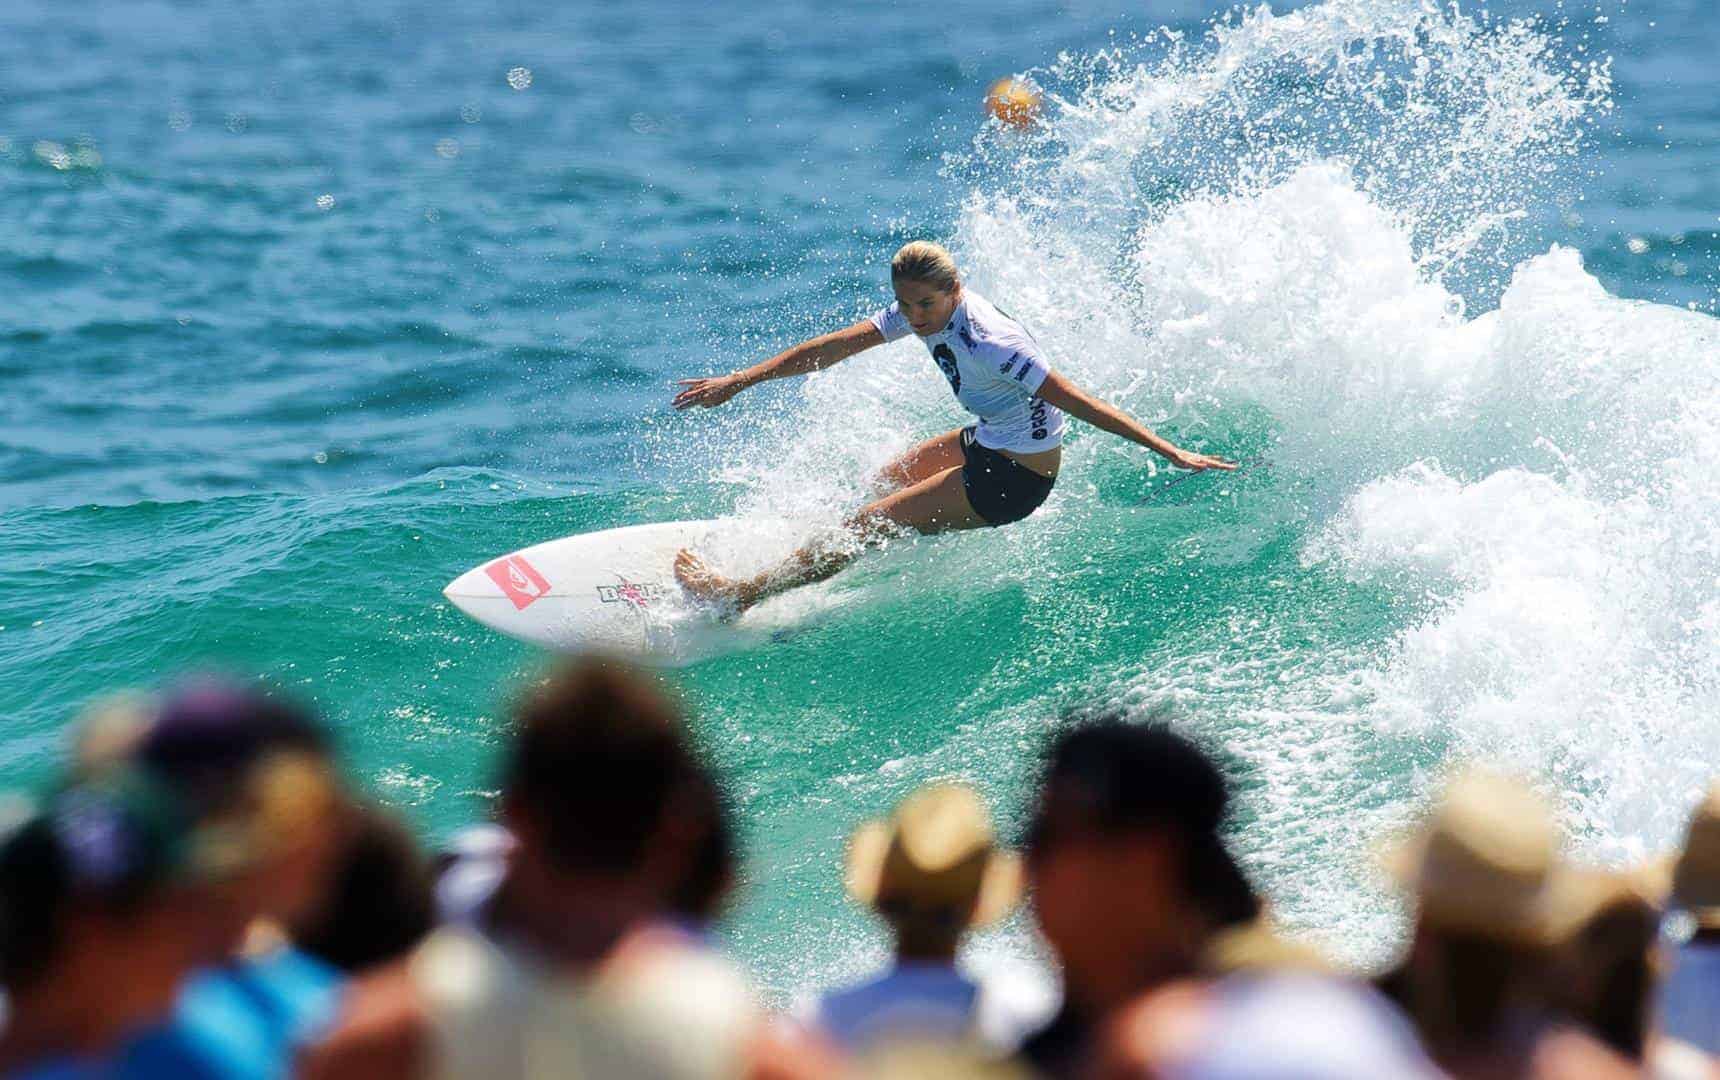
[890,241,961,294]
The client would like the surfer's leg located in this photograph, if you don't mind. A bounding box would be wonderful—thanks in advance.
[674,467,985,614]
[851,464,986,536]
[869,429,966,496]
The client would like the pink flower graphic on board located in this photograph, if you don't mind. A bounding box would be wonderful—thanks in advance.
[485,555,551,610]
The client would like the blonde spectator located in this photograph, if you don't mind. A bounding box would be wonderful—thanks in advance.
[797,781,1027,1054]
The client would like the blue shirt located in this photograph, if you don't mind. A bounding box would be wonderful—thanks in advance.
[118,948,344,1079]
[1660,942,1720,1055]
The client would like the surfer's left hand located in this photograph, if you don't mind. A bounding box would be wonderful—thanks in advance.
[1168,449,1238,471]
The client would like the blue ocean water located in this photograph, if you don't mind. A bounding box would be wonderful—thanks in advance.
[3,0,1717,997]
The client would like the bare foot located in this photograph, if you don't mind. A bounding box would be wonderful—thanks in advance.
[673,549,746,614]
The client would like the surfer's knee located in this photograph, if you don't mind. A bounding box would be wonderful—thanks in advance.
[842,506,905,546]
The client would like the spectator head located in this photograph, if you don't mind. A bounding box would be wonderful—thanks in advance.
[497,656,721,962]
[134,679,348,943]
[845,781,1022,961]
[1385,766,1559,943]
[670,770,737,925]
[1385,766,1563,1054]
[0,773,210,1059]
[1670,783,1720,934]
[287,804,435,974]
[1026,718,1257,1014]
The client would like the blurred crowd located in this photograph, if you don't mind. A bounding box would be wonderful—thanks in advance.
[3,657,1720,1079]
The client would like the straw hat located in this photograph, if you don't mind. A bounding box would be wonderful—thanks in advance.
[1383,766,1560,944]
[1540,863,1666,944]
[845,782,1022,928]
[1204,915,1336,975]
[1671,784,1720,929]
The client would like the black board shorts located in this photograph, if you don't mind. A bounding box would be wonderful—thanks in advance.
[960,425,1055,527]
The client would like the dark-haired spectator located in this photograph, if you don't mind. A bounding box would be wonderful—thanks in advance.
[0,774,210,1077]
[1017,719,1259,1077]
[1659,784,1720,1058]
[1381,766,1636,1080]
[797,781,1026,1053]
[290,805,435,975]
[303,656,793,1080]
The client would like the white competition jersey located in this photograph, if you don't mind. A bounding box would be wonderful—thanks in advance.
[870,290,1066,453]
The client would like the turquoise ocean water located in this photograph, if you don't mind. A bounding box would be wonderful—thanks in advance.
[3,0,1718,999]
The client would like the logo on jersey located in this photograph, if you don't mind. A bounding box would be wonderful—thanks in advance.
[597,579,669,608]
[931,343,961,396]
[1029,396,1050,440]
[485,555,552,610]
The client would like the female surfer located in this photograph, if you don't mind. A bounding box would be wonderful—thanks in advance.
[671,241,1235,613]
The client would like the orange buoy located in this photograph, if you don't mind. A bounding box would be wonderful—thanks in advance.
[984,76,1042,129]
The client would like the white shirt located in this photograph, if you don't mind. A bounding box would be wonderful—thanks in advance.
[870,290,1066,454]
[1161,975,1443,1080]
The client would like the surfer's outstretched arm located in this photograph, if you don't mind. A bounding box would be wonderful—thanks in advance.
[1033,371,1237,472]
[672,320,884,410]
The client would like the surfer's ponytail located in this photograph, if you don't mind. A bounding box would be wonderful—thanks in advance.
[890,241,960,294]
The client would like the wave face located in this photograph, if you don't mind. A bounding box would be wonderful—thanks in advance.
[668,0,1718,981]
[1,0,1715,1000]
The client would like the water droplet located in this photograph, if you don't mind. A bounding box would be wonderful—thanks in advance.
[1626,236,1649,254]
[424,207,441,223]
[225,112,249,134]
[313,451,329,464]
[435,137,460,159]
[315,193,336,211]
[506,66,533,91]
[167,109,192,132]
[460,102,482,123]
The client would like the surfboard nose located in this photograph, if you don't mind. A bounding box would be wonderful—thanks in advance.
[441,565,496,617]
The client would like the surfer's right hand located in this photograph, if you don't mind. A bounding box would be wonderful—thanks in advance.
[1167,449,1238,472]
[673,374,746,410]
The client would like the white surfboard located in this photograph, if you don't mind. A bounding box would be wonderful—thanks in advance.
[442,518,816,665]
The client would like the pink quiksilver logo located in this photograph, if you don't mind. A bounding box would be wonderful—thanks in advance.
[597,580,668,608]
[484,555,551,610]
